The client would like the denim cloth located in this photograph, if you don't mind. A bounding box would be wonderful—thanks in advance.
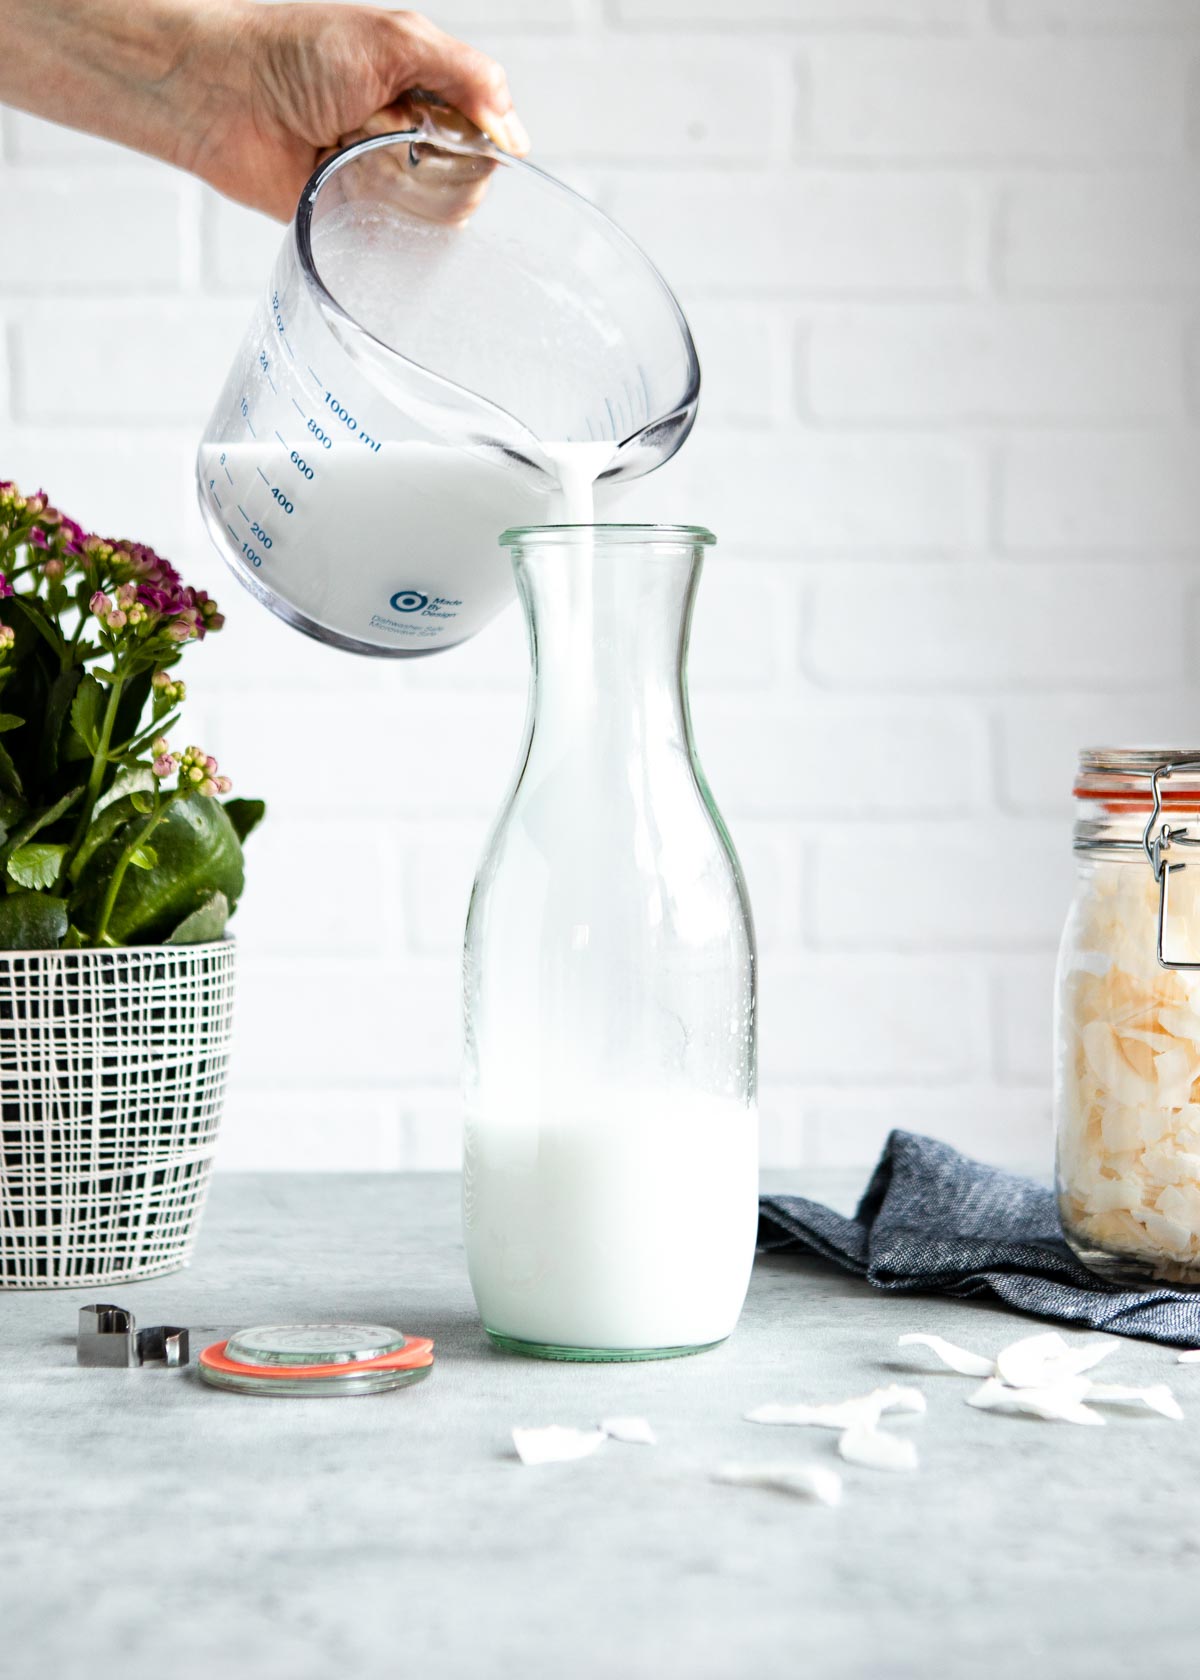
[758,1129,1200,1348]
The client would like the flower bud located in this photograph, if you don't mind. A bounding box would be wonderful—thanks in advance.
[198,777,219,797]
[0,624,14,651]
[42,558,65,581]
[215,775,233,795]
[152,754,176,779]
[90,591,109,617]
[151,737,169,757]
[105,609,127,631]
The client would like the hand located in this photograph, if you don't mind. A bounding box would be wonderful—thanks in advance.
[0,0,530,221]
[181,4,531,219]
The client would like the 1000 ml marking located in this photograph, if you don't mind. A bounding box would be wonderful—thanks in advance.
[324,389,382,455]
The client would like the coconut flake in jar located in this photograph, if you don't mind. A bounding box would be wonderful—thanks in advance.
[1055,751,1200,1286]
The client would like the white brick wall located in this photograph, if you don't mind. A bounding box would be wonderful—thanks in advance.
[1,0,1197,1176]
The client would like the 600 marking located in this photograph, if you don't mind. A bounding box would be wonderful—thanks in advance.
[289,451,315,480]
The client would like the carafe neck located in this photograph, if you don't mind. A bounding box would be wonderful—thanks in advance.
[508,526,714,750]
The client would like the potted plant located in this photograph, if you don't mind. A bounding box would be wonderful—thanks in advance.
[0,478,263,1287]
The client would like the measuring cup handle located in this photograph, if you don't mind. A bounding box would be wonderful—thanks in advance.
[330,91,494,157]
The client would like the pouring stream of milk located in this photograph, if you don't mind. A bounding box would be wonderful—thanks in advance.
[542,442,617,524]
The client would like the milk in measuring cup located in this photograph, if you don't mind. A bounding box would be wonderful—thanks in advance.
[196,278,624,655]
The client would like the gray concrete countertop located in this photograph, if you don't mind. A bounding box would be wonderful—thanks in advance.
[3,1171,1197,1680]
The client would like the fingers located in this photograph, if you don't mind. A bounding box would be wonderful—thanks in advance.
[383,10,531,156]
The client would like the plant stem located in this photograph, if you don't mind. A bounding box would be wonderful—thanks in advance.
[63,672,124,872]
[90,794,176,946]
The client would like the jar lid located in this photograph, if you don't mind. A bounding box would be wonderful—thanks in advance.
[1075,749,1200,808]
[224,1323,411,1367]
[197,1325,434,1398]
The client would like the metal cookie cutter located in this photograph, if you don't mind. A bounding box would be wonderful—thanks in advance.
[76,1304,190,1368]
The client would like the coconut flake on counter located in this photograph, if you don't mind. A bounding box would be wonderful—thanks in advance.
[967,1377,1105,1426]
[897,1333,994,1377]
[900,1329,1183,1424]
[1085,1382,1184,1420]
[745,1386,924,1432]
[837,1426,918,1473]
[993,1331,1113,1390]
[512,1426,607,1465]
[600,1416,657,1445]
[714,1462,843,1506]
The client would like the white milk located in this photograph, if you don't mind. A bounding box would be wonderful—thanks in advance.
[198,439,617,651]
[541,441,615,523]
[463,1094,759,1351]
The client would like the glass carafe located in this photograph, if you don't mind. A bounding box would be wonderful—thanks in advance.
[462,524,758,1360]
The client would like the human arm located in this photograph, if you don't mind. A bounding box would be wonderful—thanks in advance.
[0,0,529,219]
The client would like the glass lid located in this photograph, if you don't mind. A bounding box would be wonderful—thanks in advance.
[224,1323,410,1368]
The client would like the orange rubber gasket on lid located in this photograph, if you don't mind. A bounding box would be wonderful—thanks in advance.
[199,1336,434,1380]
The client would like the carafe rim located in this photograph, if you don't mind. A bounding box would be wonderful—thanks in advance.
[500,523,716,547]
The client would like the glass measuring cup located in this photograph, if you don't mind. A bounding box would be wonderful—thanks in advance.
[195,103,701,657]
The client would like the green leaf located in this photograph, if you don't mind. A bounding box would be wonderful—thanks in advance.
[7,842,69,890]
[95,765,155,817]
[223,798,266,845]
[128,845,158,871]
[63,923,86,949]
[72,796,246,945]
[42,666,81,777]
[8,595,65,659]
[67,794,143,884]
[0,738,23,799]
[0,713,24,734]
[0,891,67,950]
[130,790,155,816]
[67,673,104,757]
[165,892,230,944]
[0,786,82,872]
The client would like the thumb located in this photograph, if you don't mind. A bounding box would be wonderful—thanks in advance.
[382,11,531,156]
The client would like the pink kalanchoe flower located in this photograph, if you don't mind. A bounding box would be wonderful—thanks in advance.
[58,515,87,556]
[0,623,15,650]
[105,608,127,631]
[165,619,193,643]
[0,574,13,600]
[198,777,219,797]
[152,753,177,779]
[215,774,233,795]
[42,559,65,581]
[90,591,110,617]
[29,526,48,549]
[115,582,138,610]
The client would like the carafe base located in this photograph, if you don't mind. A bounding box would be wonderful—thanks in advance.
[485,1328,727,1362]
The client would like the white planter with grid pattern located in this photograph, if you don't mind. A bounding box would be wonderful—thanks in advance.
[0,940,235,1288]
